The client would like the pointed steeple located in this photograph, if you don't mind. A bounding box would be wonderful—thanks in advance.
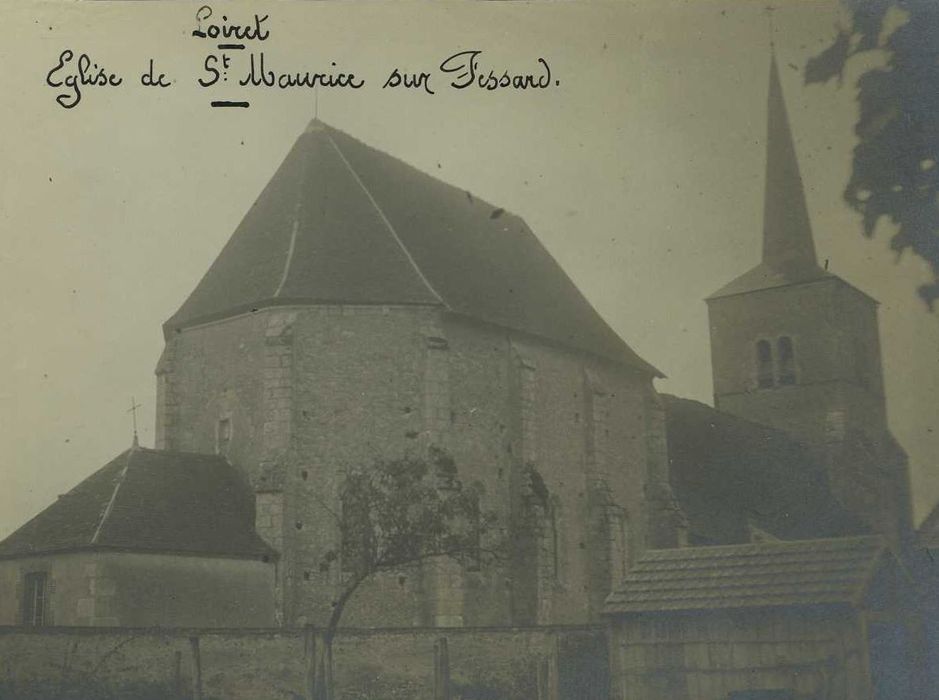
[762,51,818,273]
[707,51,830,300]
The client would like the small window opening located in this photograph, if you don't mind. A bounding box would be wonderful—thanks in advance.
[549,505,560,579]
[216,418,232,456]
[22,572,48,626]
[777,336,796,385]
[608,509,628,589]
[756,340,774,388]
[464,493,483,572]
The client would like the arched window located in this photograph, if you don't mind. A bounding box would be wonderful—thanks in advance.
[756,340,774,388]
[216,417,231,456]
[22,572,48,626]
[607,507,629,589]
[777,336,796,385]
[547,499,560,580]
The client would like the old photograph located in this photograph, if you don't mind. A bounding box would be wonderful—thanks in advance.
[1,1,937,698]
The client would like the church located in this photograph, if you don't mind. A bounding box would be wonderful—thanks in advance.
[0,53,931,697]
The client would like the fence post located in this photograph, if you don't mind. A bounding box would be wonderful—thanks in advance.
[325,636,334,700]
[304,625,316,700]
[173,649,182,698]
[547,632,560,700]
[188,636,203,700]
[434,636,451,700]
[536,633,559,700]
[311,630,331,700]
[323,640,336,700]
[536,656,549,699]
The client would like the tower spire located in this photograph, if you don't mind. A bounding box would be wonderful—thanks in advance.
[762,50,818,273]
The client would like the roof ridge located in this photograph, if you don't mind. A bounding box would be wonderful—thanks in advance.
[133,446,227,460]
[641,534,883,558]
[320,121,516,219]
[90,446,137,544]
[324,130,447,308]
[273,130,311,299]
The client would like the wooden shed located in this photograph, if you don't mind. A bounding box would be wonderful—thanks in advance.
[604,536,923,700]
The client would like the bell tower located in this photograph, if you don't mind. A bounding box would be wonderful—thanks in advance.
[705,53,912,545]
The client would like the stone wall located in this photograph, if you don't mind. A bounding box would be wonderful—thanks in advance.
[707,276,912,544]
[155,310,271,483]
[0,552,275,628]
[609,608,869,700]
[708,277,886,446]
[158,304,672,629]
[0,624,608,700]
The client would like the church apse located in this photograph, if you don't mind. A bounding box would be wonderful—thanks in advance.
[148,119,672,628]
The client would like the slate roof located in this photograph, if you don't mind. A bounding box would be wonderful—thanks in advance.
[917,501,939,549]
[663,395,867,544]
[0,447,274,560]
[605,536,887,613]
[165,119,660,376]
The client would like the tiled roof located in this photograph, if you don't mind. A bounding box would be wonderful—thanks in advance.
[164,120,661,376]
[0,447,275,560]
[605,536,886,614]
[662,395,867,544]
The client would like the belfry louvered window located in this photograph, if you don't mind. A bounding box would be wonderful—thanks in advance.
[777,336,796,385]
[756,340,774,388]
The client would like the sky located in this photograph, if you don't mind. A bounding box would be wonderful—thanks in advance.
[1,0,937,539]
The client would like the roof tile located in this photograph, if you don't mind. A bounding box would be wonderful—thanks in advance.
[0,448,274,560]
[605,536,886,614]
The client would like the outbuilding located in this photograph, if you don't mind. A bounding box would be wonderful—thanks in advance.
[0,446,276,627]
[604,536,922,700]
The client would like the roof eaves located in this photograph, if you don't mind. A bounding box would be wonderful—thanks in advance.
[705,267,834,302]
[0,543,278,562]
[442,309,664,378]
[163,297,444,338]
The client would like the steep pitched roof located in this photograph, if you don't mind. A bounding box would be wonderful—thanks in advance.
[662,395,867,544]
[605,536,888,613]
[709,53,830,300]
[917,501,939,548]
[0,448,274,560]
[165,120,660,376]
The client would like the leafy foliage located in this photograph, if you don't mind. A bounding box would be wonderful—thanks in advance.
[319,447,498,640]
[806,0,939,307]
